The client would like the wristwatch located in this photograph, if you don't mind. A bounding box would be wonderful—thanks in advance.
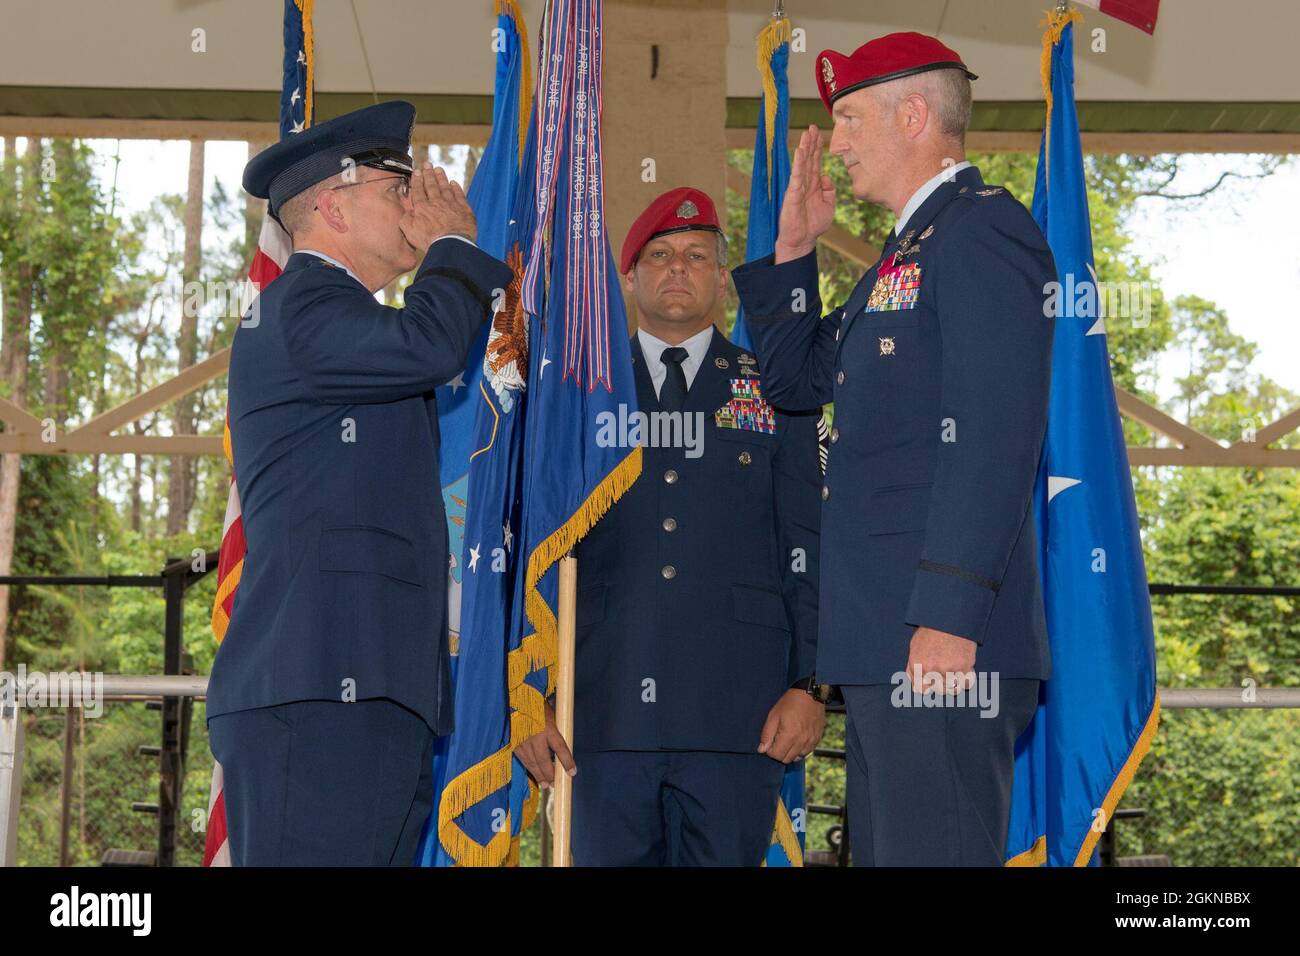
[792,676,835,705]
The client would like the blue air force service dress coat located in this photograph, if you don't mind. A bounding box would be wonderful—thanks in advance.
[572,328,823,753]
[730,165,1056,687]
[207,241,514,734]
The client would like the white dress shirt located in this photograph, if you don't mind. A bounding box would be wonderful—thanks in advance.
[636,325,715,400]
[894,160,972,236]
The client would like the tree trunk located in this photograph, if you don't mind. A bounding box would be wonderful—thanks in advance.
[0,139,40,670]
[168,138,204,536]
[130,319,150,535]
[92,143,124,520]
[245,142,266,254]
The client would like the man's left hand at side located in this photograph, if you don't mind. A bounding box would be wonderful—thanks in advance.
[905,625,977,695]
[758,689,826,764]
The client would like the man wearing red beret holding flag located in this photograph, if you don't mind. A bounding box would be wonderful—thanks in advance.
[732,33,1057,866]
[518,187,826,865]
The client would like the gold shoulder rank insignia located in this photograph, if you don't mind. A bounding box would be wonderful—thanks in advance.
[975,187,1004,197]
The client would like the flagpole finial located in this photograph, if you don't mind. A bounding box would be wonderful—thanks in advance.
[1056,0,1070,11]
[771,0,785,20]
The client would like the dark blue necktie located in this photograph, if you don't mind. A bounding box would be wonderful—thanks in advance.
[659,346,689,412]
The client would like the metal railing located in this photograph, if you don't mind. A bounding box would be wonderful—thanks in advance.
[1,579,1295,866]
[0,676,208,867]
[0,554,216,867]
[5,677,1297,866]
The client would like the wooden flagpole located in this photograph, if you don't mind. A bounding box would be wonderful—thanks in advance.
[550,553,578,866]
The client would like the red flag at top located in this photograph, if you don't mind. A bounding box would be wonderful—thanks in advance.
[1075,0,1160,34]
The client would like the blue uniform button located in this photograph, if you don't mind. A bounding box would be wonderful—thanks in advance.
[830,427,840,444]
[664,469,678,484]
[836,370,845,385]
[662,565,676,580]
[821,485,830,501]
[662,517,677,531]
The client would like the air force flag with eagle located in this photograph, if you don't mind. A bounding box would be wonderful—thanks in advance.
[1006,10,1160,867]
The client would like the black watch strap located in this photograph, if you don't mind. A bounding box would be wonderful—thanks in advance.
[792,676,834,704]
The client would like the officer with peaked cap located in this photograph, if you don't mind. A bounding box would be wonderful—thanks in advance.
[207,101,513,865]
[515,187,827,866]
[731,33,1057,866]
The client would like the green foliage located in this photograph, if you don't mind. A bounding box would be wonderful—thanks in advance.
[2,138,230,867]
[1120,709,1300,866]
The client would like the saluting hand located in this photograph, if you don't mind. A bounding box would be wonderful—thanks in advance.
[399,163,478,255]
[758,689,826,764]
[773,125,836,264]
[516,702,577,790]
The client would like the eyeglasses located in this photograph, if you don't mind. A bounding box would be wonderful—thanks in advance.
[314,175,410,209]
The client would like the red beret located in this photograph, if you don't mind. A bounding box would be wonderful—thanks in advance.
[619,186,723,275]
[816,32,977,114]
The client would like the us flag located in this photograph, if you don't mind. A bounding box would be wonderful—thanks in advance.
[203,0,314,868]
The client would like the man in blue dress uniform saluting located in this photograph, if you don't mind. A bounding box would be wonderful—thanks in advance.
[207,101,513,865]
[731,34,1057,866]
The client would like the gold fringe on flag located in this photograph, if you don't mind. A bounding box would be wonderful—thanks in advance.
[510,446,643,830]
[1004,695,1160,866]
[436,448,642,866]
[1006,834,1048,867]
[1072,692,1161,866]
[496,0,534,167]
[770,795,804,866]
[756,15,792,194]
[295,0,316,126]
[1039,5,1083,178]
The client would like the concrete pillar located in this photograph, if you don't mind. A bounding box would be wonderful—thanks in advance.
[602,0,729,329]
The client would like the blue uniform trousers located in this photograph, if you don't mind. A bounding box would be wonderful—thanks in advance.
[572,751,785,867]
[842,679,1039,866]
[208,699,433,866]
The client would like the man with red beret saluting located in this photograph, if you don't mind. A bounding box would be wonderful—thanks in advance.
[517,187,827,866]
[731,33,1057,866]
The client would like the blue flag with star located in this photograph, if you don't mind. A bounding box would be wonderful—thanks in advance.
[417,0,537,867]
[1006,9,1160,867]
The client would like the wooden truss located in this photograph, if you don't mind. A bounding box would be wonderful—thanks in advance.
[0,349,228,456]
[0,159,1294,465]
